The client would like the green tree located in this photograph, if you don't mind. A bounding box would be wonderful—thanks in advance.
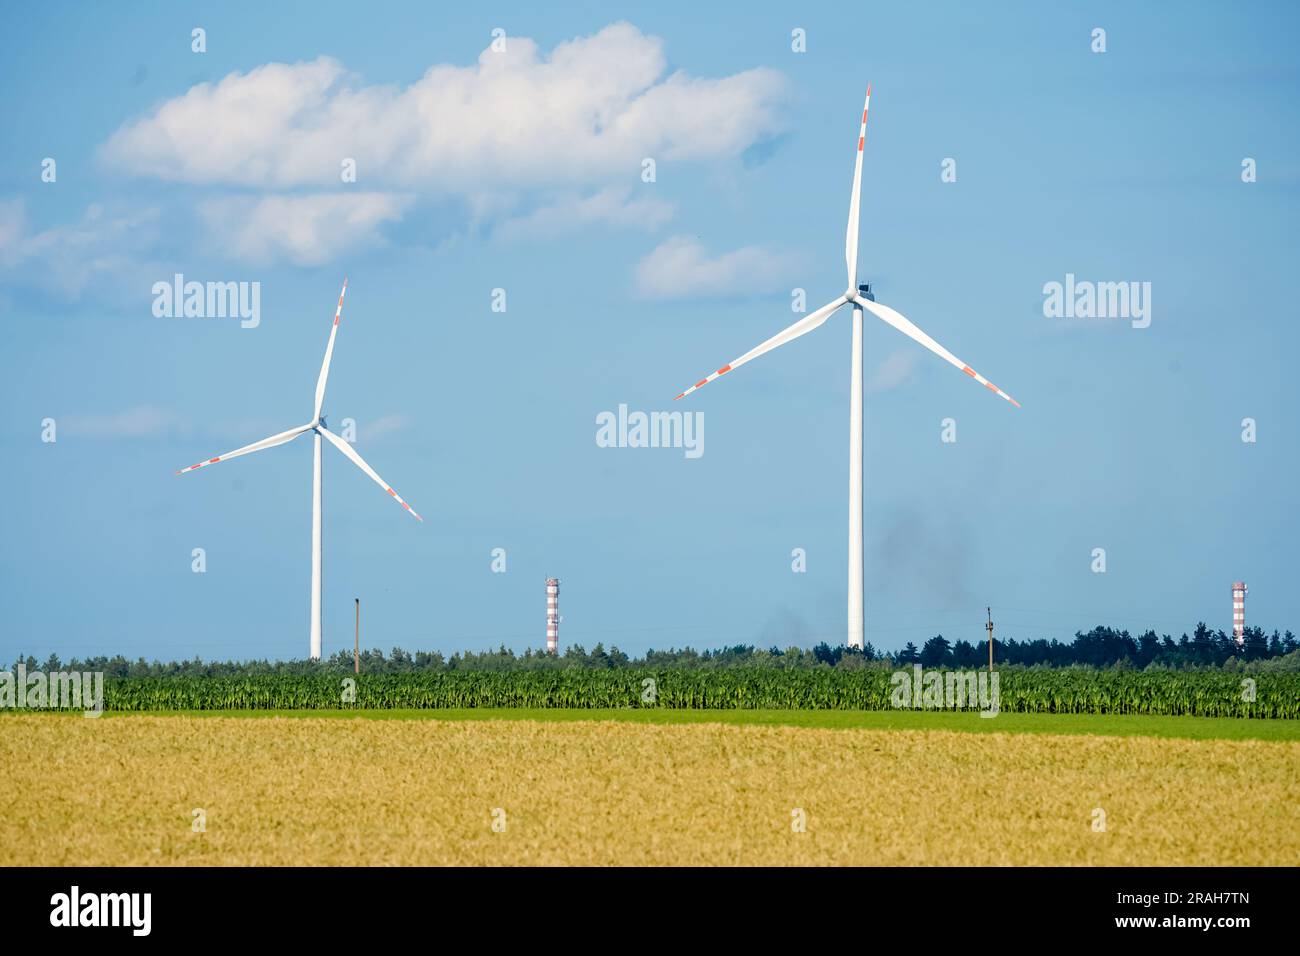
[920,635,952,668]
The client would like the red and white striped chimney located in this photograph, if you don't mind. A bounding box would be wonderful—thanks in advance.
[546,578,560,653]
[1231,581,1247,646]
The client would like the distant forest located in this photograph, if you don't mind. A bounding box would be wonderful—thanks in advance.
[10,624,1299,678]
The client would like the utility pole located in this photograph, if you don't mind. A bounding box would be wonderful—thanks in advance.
[354,598,360,675]
[985,606,994,673]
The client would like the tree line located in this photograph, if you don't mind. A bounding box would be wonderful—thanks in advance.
[8,624,1298,678]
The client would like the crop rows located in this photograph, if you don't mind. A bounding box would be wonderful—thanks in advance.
[75,669,1300,718]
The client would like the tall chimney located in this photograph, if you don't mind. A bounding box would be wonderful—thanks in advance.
[1231,581,1248,646]
[546,578,560,653]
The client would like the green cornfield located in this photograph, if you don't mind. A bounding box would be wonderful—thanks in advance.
[39,668,1300,717]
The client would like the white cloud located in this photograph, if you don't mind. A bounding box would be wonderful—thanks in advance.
[74,23,785,270]
[100,24,786,192]
[197,193,407,266]
[867,350,921,393]
[495,186,674,242]
[0,199,160,299]
[634,235,796,300]
[43,24,780,273]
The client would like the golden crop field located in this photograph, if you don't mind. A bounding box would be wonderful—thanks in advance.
[2,714,1296,866]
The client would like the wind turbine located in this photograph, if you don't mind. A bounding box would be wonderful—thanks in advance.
[176,279,422,660]
[672,85,1019,650]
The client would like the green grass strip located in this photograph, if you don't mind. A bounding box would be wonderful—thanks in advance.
[76,707,1300,742]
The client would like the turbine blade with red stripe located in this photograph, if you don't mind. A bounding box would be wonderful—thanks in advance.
[313,278,348,420]
[854,295,1020,408]
[845,83,871,291]
[175,423,314,475]
[674,296,848,400]
[318,426,423,521]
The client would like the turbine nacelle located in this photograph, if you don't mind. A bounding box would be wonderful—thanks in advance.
[856,282,875,302]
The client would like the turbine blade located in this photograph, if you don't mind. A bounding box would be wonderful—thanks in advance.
[175,423,313,475]
[318,426,423,521]
[845,84,871,291]
[313,278,348,420]
[674,296,847,400]
[855,295,1020,408]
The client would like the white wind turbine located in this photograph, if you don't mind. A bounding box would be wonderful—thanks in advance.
[176,279,422,660]
[673,85,1019,650]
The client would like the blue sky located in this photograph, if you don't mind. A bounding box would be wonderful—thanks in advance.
[2,1,1297,663]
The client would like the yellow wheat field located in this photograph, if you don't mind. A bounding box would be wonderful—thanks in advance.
[1,715,1296,866]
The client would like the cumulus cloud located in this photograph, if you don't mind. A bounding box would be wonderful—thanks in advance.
[495,186,674,242]
[0,199,160,299]
[197,193,408,266]
[634,235,796,300]
[100,23,786,192]
[90,23,784,267]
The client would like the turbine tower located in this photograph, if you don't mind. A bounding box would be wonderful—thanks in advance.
[177,279,422,659]
[673,85,1019,649]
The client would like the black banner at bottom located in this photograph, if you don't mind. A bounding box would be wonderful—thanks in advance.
[0,866,1286,941]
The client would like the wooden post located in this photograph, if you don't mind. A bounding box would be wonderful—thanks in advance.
[354,598,360,675]
[985,606,994,673]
